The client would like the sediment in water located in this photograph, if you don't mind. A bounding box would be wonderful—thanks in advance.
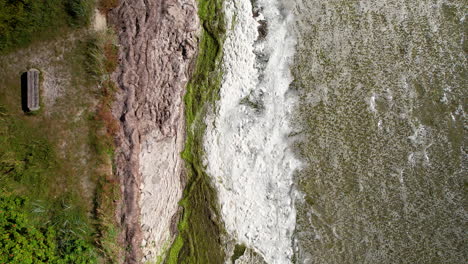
[291,1,467,263]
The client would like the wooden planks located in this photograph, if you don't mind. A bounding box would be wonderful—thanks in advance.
[27,69,40,111]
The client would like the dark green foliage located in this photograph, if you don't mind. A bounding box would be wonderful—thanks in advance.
[56,234,97,264]
[0,195,96,264]
[231,244,247,263]
[0,196,56,264]
[65,0,93,27]
[0,0,93,53]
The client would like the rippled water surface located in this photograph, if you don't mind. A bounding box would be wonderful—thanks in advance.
[291,1,466,263]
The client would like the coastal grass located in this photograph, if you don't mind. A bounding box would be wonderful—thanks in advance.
[0,103,97,263]
[0,0,93,54]
[166,0,227,263]
[0,195,97,263]
[83,29,123,263]
[0,7,122,262]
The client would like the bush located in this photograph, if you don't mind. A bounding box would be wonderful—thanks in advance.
[0,195,96,264]
[56,234,97,264]
[0,196,57,263]
[64,0,93,27]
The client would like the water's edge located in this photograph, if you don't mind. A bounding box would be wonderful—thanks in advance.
[204,0,300,263]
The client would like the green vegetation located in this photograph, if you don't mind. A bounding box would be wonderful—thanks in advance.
[0,111,53,197]
[0,196,96,264]
[231,244,247,263]
[0,1,122,262]
[85,30,123,263]
[0,106,97,263]
[166,0,227,263]
[0,0,93,54]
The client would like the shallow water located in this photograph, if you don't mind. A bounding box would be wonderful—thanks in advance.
[291,1,467,263]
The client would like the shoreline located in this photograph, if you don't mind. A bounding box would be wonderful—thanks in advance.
[204,0,299,262]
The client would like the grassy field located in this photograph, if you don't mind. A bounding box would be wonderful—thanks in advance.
[0,0,93,54]
[165,0,227,263]
[0,1,122,262]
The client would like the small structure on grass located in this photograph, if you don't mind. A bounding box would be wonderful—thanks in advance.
[26,69,40,111]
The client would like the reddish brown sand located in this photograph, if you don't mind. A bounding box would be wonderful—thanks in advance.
[109,0,199,262]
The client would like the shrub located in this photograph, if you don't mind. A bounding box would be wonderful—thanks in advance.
[64,0,93,27]
[56,234,97,264]
[84,35,107,80]
[0,195,97,264]
[0,196,57,263]
[103,41,118,73]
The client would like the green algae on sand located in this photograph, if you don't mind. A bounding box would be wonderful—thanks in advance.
[165,0,227,263]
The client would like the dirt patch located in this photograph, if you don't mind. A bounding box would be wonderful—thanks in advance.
[93,9,107,31]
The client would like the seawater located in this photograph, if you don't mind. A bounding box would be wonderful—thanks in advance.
[292,1,467,263]
[204,0,466,263]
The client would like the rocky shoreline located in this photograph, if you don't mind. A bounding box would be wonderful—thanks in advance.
[109,0,199,262]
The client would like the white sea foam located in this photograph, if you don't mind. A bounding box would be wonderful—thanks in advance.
[204,0,299,263]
